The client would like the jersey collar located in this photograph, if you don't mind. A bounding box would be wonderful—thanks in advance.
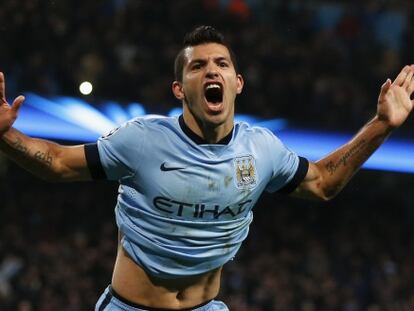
[178,115,233,145]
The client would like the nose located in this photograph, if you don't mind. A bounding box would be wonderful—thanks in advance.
[205,62,219,79]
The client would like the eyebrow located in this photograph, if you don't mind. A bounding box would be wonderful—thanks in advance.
[188,56,230,65]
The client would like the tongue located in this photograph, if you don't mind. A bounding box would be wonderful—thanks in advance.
[207,102,222,112]
[205,99,223,112]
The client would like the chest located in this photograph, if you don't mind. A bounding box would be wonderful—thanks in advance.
[132,144,271,221]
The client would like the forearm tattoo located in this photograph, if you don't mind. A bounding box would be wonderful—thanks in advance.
[11,138,30,156]
[325,139,367,175]
[11,138,53,167]
[34,151,53,167]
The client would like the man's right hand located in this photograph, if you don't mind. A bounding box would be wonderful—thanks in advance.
[0,72,25,136]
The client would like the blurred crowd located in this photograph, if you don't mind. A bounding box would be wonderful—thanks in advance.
[1,0,414,310]
[1,0,414,133]
[1,157,414,310]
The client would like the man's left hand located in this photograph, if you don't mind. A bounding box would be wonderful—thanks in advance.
[377,64,414,129]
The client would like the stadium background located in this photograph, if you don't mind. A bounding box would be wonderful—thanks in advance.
[1,1,414,310]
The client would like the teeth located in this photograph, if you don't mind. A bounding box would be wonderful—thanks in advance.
[205,84,221,90]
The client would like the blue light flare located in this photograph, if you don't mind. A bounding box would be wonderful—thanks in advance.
[51,96,117,134]
[168,107,183,117]
[14,105,98,141]
[127,103,146,118]
[102,101,130,124]
[278,129,414,174]
[11,94,414,174]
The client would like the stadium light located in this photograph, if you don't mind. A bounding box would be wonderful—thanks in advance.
[79,81,93,95]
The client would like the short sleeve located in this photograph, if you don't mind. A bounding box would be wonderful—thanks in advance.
[96,119,145,180]
[263,129,309,193]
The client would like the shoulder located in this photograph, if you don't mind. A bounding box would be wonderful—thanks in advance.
[129,115,177,128]
[136,115,179,131]
[101,116,178,138]
[235,121,280,142]
[234,122,290,156]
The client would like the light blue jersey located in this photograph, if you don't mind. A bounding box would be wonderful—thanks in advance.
[86,115,308,279]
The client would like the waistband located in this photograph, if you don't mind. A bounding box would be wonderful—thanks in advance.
[108,285,214,311]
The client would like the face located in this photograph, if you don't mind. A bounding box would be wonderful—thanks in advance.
[172,43,244,133]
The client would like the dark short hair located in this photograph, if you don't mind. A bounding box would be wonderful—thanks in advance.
[174,25,238,82]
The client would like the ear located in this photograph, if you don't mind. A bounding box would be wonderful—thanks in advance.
[236,74,244,94]
[172,81,185,100]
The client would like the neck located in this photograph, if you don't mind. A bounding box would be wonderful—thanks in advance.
[182,110,233,144]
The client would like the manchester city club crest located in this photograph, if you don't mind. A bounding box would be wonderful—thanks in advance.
[234,155,257,190]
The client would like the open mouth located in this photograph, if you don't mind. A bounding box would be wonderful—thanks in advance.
[204,82,223,104]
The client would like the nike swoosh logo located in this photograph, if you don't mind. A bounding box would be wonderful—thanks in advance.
[160,162,185,172]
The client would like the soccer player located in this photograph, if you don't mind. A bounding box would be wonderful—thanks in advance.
[1,26,413,311]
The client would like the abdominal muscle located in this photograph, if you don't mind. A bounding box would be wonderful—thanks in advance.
[111,233,223,309]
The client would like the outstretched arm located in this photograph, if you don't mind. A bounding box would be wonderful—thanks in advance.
[293,65,414,201]
[0,72,91,182]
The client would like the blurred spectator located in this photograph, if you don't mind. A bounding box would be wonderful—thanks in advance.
[1,0,413,133]
[1,159,414,310]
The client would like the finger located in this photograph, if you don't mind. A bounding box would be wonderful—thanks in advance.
[11,95,25,113]
[408,65,414,94]
[408,78,414,95]
[379,78,392,98]
[402,66,414,90]
[392,65,410,86]
[0,72,5,102]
